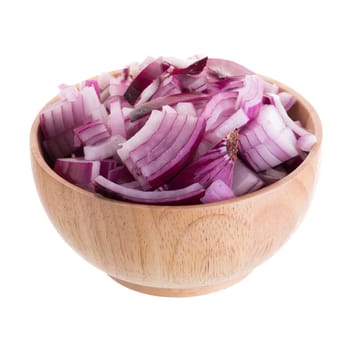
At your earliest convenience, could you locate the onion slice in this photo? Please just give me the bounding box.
[54,158,101,190]
[206,58,254,78]
[201,179,234,203]
[233,159,264,196]
[94,176,205,204]
[84,135,125,161]
[74,120,110,146]
[164,55,208,75]
[268,93,317,152]
[239,104,299,171]
[123,57,170,105]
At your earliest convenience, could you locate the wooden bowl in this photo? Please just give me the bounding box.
[30,75,322,297]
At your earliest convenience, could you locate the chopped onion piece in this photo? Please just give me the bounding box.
[297,133,317,152]
[165,55,208,75]
[206,58,253,78]
[107,165,134,184]
[269,93,316,139]
[235,75,264,119]
[278,92,296,111]
[84,135,125,161]
[74,120,110,146]
[233,159,264,196]
[201,179,234,203]
[239,104,299,171]
[123,57,170,105]
[54,158,101,189]
[82,79,100,101]
[135,78,161,107]
[109,98,127,138]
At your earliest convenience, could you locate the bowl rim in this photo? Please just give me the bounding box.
[30,74,322,211]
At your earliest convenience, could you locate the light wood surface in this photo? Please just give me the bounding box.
[30,76,322,297]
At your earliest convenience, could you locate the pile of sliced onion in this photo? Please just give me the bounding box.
[39,55,316,205]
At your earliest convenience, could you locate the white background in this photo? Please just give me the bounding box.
[1,1,349,349]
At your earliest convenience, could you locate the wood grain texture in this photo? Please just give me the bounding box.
[30,76,322,297]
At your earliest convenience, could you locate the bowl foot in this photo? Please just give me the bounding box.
[109,272,250,297]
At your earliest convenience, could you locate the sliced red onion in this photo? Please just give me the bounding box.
[122,181,143,189]
[141,115,205,189]
[98,72,114,90]
[40,85,92,159]
[82,79,100,101]
[269,93,316,140]
[164,55,208,75]
[201,179,234,204]
[239,104,299,171]
[297,133,317,152]
[59,84,80,102]
[151,75,182,99]
[40,103,62,139]
[137,56,156,71]
[123,57,170,105]
[278,92,296,111]
[117,109,165,163]
[42,130,75,160]
[208,77,245,94]
[134,78,161,107]
[176,72,208,92]
[206,58,254,78]
[107,165,134,184]
[94,176,205,204]
[109,98,127,138]
[174,101,197,117]
[233,159,264,196]
[74,120,110,146]
[41,55,317,205]
[204,108,249,147]
[84,134,125,161]
[129,107,179,167]
[200,91,238,122]
[54,158,101,189]
[97,73,114,104]
[99,159,117,178]
[81,86,108,122]
[170,134,237,189]
[235,74,264,119]
[263,80,279,94]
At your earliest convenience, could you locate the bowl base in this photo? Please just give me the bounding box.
[109,272,250,297]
